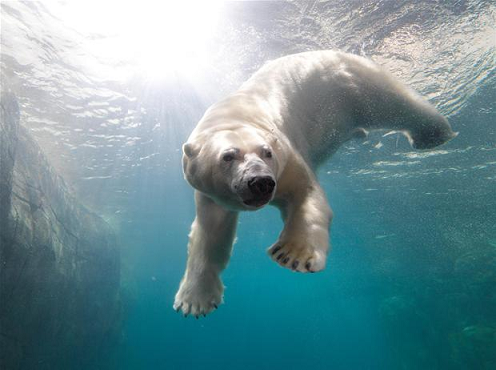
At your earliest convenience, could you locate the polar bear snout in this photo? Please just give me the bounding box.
[248,176,275,197]
[239,174,276,208]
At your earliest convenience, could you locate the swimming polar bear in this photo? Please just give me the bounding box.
[173,50,456,318]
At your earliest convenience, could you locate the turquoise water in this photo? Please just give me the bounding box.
[1,1,495,369]
[115,93,496,369]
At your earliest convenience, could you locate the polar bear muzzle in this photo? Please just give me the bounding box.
[233,155,277,209]
[243,176,276,207]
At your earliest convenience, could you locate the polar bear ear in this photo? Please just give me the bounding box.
[183,142,201,158]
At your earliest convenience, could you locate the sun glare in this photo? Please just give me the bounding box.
[50,1,224,81]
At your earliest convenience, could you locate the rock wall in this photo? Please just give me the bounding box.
[0,93,121,370]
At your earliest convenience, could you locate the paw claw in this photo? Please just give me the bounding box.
[174,275,223,318]
[268,238,327,273]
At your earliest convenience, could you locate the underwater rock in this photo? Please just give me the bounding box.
[0,93,121,370]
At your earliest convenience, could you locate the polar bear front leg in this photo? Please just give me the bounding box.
[269,181,333,273]
[174,191,238,318]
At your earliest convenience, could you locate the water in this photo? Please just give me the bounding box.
[1,1,495,369]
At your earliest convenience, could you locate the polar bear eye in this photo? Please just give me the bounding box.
[222,148,239,162]
[265,150,272,158]
[222,153,235,162]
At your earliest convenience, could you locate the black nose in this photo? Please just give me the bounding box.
[248,176,275,196]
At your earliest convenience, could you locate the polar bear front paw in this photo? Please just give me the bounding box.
[173,273,224,318]
[267,238,328,273]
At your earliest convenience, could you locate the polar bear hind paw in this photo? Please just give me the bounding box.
[268,242,327,273]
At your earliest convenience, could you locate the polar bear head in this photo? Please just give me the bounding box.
[182,126,285,211]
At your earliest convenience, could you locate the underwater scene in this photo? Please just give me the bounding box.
[1,1,495,369]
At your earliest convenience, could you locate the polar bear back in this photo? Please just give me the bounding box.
[236,50,453,165]
[193,51,455,167]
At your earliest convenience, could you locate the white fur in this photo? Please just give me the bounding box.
[174,50,456,317]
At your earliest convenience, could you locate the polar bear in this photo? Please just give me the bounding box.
[173,50,456,317]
